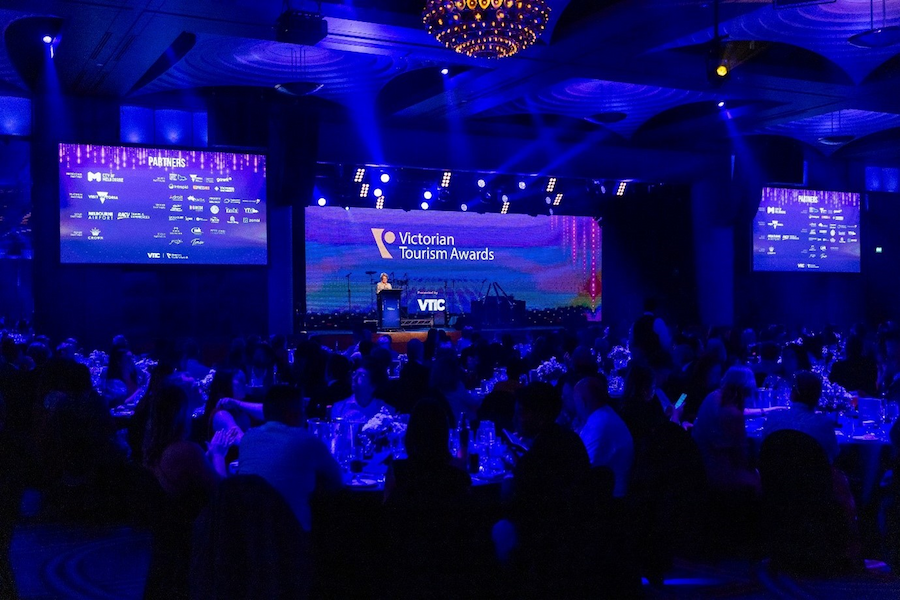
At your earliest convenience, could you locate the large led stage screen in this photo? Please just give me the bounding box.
[59,144,267,264]
[753,187,860,273]
[305,207,602,317]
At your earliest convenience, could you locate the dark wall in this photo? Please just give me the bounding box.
[600,187,697,332]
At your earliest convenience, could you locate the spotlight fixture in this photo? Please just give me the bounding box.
[440,67,449,75]
[715,64,728,78]
[501,201,510,214]
[42,35,53,44]
[421,201,430,210]
[477,178,486,188]
[317,197,327,206]
[353,168,366,183]
[373,188,383,198]
[274,8,328,45]
[423,190,433,200]
[518,181,527,190]
[501,194,509,203]
[616,181,627,196]
[545,196,552,205]
[423,0,551,59]
[376,197,385,210]
[546,177,557,193]
[460,203,468,212]
[553,193,563,206]
[360,183,370,198]
[380,173,391,183]
[717,100,726,108]
[441,171,452,188]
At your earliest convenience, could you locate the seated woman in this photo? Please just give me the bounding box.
[691,366,759,493]
[385,397,471,503]
[382,399,483,598]
[430,354,480,423]
[142,379,237,600]
[100,347,143,406]
[201,368,262,442]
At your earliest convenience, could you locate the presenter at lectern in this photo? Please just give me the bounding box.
[376,272,392,293]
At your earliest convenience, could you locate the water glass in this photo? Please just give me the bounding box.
[307,418,328,443]
[476,421,496,446]
[331,417,355,457]
[884,400,900,424]
[858,397,884,423]
[449,429,460,457]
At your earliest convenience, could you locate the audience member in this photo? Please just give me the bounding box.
[692,366,759,493]
[142,380,236,599]
[429,355,479,422]
[575,375,634,497]
[763,371,838,463]
[332,360,390,421]
[238,385,343,531]
[202,368,252,441]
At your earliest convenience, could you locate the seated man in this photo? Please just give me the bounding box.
[763,370,838,463]
[238,385,343,531]
[575,375,634,498]
[331,360,390,421]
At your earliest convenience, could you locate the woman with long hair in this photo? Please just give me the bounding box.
[142,379,236,600]
[691,366,759,493]
[201,368,250,441]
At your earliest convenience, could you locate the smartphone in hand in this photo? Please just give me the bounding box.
[501,428,529,455]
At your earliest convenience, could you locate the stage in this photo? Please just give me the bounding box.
[298,324,572,354]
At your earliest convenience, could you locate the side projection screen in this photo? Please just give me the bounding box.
[753,187,860,273]
[59,144,267,264]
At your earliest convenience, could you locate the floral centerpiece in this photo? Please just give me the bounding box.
[535,356,567,384]
[199,368,216,402]
[360,407,408,453]
[605,345,632,396]
[819,377,852,414]
[607,345,632,373]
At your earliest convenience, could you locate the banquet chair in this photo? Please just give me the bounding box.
[190,475,311,600]
[759,429,861,576]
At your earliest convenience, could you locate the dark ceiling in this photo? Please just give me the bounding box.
[3,0,900,163]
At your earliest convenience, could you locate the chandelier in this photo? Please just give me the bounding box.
[423,0,551,59]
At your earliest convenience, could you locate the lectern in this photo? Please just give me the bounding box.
[378,289,402,330]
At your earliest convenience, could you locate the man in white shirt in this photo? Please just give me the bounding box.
[575,376,634,497]
[239,385,343,531]
[332,363,390,421]
[762,371,838,463]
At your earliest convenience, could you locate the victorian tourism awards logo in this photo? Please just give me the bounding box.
[371,227,494,261]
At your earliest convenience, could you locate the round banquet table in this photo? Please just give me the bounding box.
[745,411,895,507]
